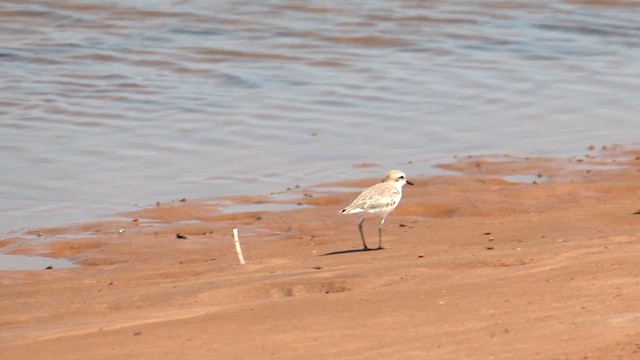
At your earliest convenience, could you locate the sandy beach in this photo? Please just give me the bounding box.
[1,146,640,359]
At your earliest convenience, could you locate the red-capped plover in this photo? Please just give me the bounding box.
[339,170,413,250]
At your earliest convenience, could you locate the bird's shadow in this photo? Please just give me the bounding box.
[321,248,387,256]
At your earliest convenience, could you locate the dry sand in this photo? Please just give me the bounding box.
[1,145,640,359]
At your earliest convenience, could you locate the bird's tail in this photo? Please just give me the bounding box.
[339,206,363,215]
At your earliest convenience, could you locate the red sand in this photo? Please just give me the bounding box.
[1,146,640,359]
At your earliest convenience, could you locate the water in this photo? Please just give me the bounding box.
[1,0,640,236]
[0,253,78,270]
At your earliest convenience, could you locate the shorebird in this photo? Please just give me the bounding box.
[339,170,413,250]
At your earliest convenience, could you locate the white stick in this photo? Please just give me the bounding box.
[233,227,245,265]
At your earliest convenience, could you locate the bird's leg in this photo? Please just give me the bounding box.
[377,218,385,250]
[358,218,370,251]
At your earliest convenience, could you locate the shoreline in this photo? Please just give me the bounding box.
[1,146,640,359]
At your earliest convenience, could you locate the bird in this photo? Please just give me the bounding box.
[339,170,413,250]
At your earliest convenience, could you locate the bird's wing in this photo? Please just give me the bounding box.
[340,183,400,213]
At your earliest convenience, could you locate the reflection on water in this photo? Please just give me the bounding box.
[1,0,639,234]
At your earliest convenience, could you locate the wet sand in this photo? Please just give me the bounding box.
[1,146,640,359]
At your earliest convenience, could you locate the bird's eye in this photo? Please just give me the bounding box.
[399,175,405,179]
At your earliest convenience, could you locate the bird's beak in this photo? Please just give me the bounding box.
[406,180,414,186]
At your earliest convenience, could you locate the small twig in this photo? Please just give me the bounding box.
[233,228,245,265]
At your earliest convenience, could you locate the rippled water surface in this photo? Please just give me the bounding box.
[2,0,640,235]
